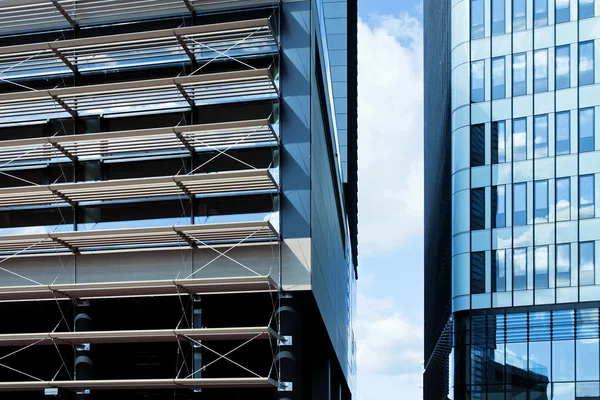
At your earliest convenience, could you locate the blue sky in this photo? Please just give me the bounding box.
[356,0,424,399]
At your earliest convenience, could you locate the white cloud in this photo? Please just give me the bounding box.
[358,13,424,255]
[356,13,424,400]
[356,292,423,375]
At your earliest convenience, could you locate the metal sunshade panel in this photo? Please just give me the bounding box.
[0,0,280,35]
[0,19,277,80]
[0,169,277,207]
[0,377,278,391]
[0,326,278,346]
[0,119,277,165]
[0,220,279,254]
[0,69,277,125]
[0,275,278,301]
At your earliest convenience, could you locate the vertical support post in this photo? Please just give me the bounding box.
[277,292,301,399]
[74,300,93,400]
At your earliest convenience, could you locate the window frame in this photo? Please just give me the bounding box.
[555,45,571,90]
[471,0,485,39]
[579,40,595,86]
[556,110,571,155]
[513,117,527,161]
[534,180,549,223]
[579,241,595,286]
[513,247,528,291]
[512,53,527,96]
[534,49,548,93]
[471,60,485,103]
[534,114,548,158]
[579,107,595,153]
[556,243,571,287]
[556,177,571,221]
[513,182,528,226]
[492,56,506,100]
[579,174,595,220]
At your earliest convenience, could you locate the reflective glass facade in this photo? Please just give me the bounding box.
[426,0,600,398]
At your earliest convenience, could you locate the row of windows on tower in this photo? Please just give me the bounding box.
[471,242,595,293]
[471,41,594,102]
[470,109,594,166]
[471,175,594,229]
[472,0,595,39]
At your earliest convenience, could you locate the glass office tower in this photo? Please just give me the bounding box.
[425,0,600,399]
[0,1,357,399]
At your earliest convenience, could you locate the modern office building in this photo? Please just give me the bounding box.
[425,0,600,399]
[0,1,357,399]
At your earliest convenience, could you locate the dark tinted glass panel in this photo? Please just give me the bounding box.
[471,252,486,294]
[492,249,506,291]
[471,124,485,167]
[491,121,506,163]
[492,185,506,228]
[471,188,485,230]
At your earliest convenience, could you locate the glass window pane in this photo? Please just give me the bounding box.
[513,53,527,96]
[534,49,548,93]
[556,45,571,90]
[472,60,485,102]
[580,41,595,86]
[579,107,595,153]
[577,339,600,381]
[472,0,485,39]
[493,249,506,292]
[471,188,485,230]
[553,340,575,381]
[580,174,595,219]
[492,0,506,34]
[471,252,486,294]
[580,0,595,19]
[580,241,595,286]
[556,177,571,221]
[493,185,506,228]
[535,180,549,223]
[513,0,527,31]
[556,0,571,23]
[492,121,506,163]
[492,57,505,99]
[534,114,548,158]
[556,111,571,154]
[535,246,549,288]
[556,243,571,287]
[553,383,575,400]
[513,118,527,161]
[513,182,527,225]
[513,247,527,290]
[471,124,485,167]
[534,0,549,26]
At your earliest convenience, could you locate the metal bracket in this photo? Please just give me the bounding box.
[76,343,90,351]
[278,335,292,346]
[278,382,293,392]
